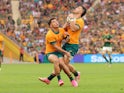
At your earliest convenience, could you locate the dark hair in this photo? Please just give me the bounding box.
[81,6,87,17]
[48,18,56,26]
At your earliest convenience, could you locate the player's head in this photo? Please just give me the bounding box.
[105,28,109,34]
[72,6,87,17]
[48,17,59,28]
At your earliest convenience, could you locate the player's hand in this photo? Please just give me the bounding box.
[68,13,74,19]
[110,39,114,43]
[63,22,70,30]
[64,32,69,36]
[65,51,71,58]
[67,13,76,23]
[64,32,70,41]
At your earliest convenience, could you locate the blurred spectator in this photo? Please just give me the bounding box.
[19,46,24,62]
[2,0,124,60]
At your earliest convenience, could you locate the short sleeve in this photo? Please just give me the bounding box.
[46,34,56,44]
[0,36,4,41]
[76,19,84,30]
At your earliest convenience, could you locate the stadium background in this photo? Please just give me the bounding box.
[0,0,124,63]
[0,0,124,93]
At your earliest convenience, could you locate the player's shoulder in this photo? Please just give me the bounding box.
[76,18,84,22]
[59,28,66,33]
[76,18,84,26]
[46,29,53,37]
[59,27,65,31]
[59,27,65,32]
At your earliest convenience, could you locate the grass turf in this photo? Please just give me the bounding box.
[0,63,124,93]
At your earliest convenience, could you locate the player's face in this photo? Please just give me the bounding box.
[72,6,83,14]
[105,29,109,34]
[50,19,59,28]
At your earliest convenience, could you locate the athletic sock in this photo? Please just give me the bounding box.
[73,71,78,77]
[57,75,61,81]
[109,58,112,64]
[47,73,56,80]
[103,55,109,63]
[108,55,112,64]
[68,75,74,81]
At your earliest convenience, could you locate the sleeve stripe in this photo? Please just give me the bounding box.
[50,41,56,45]
[75,24,80,30]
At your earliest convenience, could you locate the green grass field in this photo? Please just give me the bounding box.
[0,63,124,93]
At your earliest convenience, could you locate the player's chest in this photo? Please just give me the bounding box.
[54,33,63,41]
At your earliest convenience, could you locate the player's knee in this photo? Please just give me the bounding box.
[101,51,105,55]
[54,60,59,66]
[108,51,111,55]
[64,58,70,64]
[54,66,60,75]
[59,61,64,66]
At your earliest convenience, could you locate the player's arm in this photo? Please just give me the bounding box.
[110,35,114,43]
[67,14,80,31]
[104,39,110,42]
[64,35,70,42]
[63,31,70,42]
[50,42,70,57]
[63,22,69,31]
[103,36,110,42]
[69,21,80,31]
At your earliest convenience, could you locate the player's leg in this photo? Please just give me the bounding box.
[108,47,112,64]
[19,53,21,61]
[50,53,64,86]
[102,47,109,63]
[55,52,78,87]
[22,54,24,61]
[39,52,64,86]
[64,55,80,82]
[59,57,78,87]
[39,54,60,85]
[107,51,112,68]
[21,54,24,61]
[62,44,80,82]
[108,53,112,64]
[46,52,78,87]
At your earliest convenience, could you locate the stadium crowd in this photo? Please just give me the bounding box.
[0,0,124,59]
[80,0,124,54]
[0,0,13,31]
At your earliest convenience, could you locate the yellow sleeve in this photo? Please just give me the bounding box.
[0,36,4,41]
[76,19,84,30]
[46,34,56,44]
[59,28,67,39]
